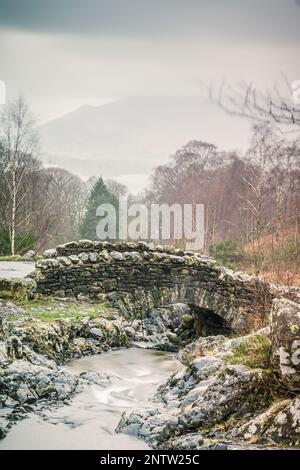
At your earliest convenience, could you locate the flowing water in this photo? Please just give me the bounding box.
[0,347,179,450]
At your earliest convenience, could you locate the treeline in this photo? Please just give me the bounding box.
[144,125,300,283]
[0,96,124,256]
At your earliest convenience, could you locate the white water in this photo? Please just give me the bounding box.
[0,347,179,450]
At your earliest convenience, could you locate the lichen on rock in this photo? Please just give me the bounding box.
[271,298,300,392]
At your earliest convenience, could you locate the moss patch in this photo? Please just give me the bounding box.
[224,335,292,403]
[225,335,272,371]
[0,255,25,262]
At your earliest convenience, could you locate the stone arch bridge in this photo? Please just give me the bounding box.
[31,240,283,334]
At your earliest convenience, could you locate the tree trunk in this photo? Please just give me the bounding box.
[11,170,16,256]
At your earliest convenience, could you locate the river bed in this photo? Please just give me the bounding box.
[0,347,179,450]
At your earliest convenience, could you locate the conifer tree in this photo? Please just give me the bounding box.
[80,177,118,240]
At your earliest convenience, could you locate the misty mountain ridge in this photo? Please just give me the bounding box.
[39,96,251,183]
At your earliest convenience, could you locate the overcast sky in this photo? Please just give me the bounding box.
[0,0,300,122]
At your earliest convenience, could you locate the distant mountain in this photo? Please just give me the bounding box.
[39,96,251,181]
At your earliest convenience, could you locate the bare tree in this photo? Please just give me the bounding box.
[105,178,128,197]
[267,139,300,283]
[0,96,40,255]
[146,140,232,250]
[238,124,281,274]
[141,127,300,281]
[33,167,87,250]
[210,79,300,127]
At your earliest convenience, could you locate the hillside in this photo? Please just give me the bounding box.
[39,96,251,181]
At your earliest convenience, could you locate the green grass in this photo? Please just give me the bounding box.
[224,335,292,405]
[0,255,25,262]
[29,310,101,322]
[5,298,113,323]
[225,334,273,371]
[17,298,58,308]
[5,309,103,323]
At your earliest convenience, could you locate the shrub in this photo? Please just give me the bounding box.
[209,239,244,269]
[0,228,10,256]
[15,232,36,255]
[0,228,36,256]
[282,240,300,263]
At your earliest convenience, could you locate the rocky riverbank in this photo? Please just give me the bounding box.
[117,329,299,449]
[1,294,300,449]
[0,298,188,439]
[117,298,300,449]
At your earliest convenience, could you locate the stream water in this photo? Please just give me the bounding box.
[0,347,179,450]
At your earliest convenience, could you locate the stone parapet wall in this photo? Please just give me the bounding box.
[46,239,210,258]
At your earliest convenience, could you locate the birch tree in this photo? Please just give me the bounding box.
[238,124,279,274]
[0,96,39,255]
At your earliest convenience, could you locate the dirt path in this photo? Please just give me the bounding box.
[0,261,35,278]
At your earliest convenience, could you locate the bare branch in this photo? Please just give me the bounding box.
[210,80,300,128]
